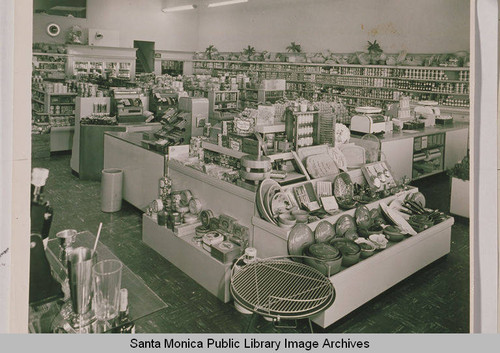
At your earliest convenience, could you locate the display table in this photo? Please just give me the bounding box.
[104,131,167,211]
[351,122,469,181]
[168,159,257,240]
[312,218,453,328]
[142,214,232,302]
[29,231,167,333]
[251,187,454,328]
[75,123,161,181]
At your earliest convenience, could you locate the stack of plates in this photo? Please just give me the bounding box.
[256,179,281,225]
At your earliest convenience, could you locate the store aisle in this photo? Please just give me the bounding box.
[32,154,469,333]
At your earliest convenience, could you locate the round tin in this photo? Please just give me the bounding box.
[195,226,211,237]
[180,190,193,205]
[172,212,181,225]
[200,210,214,228]
[151,199,164,213]
[183,213,199,224]
[188,198,202,215]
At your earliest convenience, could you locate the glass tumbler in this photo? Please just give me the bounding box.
[92,259,123,322]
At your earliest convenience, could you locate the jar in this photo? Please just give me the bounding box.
[203,123,212,137]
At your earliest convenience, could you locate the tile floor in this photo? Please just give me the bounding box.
[33,153,469,333]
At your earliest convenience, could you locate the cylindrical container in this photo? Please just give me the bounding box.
[172,212,181,225]
[92,259,123,322]
[56,229,77,266]
[68,247,95,316]
[157,211,168,226]
[101,169,123,213]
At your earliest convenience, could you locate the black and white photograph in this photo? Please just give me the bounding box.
[0,0,498,344]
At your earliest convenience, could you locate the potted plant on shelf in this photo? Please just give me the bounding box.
[242,45,256,61]
[204,45,219,60]
[448,152,469,218]
[367,40,386,64]
[285,42,303,62]
[67,25,84,45]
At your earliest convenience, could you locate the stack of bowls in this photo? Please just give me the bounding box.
[303,243,343,276]
[291,209,309,223]
[330,238,361,267]
[278,213,297,229]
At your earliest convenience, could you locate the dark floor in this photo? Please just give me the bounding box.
[33,153,469,333]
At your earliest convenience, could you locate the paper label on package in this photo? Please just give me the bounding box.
[257,105,275,126]
[321,196,339,212]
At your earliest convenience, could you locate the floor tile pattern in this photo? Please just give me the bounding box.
[32,154,469,333]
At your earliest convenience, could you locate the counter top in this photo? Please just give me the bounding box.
[105,130,165,156]
[351,122,469,143]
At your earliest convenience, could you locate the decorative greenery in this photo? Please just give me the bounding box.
[204,45,218,60]
[367,40,383,55]
[243,45,256,57]
[67,25,83,44]
[286,42,302,53]
[448,151,469,181]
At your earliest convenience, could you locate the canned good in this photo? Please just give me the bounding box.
[172,212,181,225]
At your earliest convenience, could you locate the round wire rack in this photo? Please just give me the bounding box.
[230,256,336,320]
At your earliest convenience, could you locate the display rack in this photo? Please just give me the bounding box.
[193,59,470,118]
[206,90,239,119]
[31,89,77,152]
[412,133,445,180]
[66,45,137,81]
[32,52,67,80]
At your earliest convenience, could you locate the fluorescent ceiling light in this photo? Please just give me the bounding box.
[162,5,197,12]
[208,0,248,8]
[49,6,86,12]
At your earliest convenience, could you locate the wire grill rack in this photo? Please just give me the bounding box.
[231,257,335,320]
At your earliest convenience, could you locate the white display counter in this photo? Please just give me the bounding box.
[104,131,167,211]
[142,214,232,302]
[251,186,454,328]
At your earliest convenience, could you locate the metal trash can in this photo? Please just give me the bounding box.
[101,168,123,213]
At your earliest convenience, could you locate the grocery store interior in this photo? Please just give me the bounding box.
[29,0,470,333]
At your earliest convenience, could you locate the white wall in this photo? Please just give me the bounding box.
[33,0,199,51]
[197,0,470,54]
